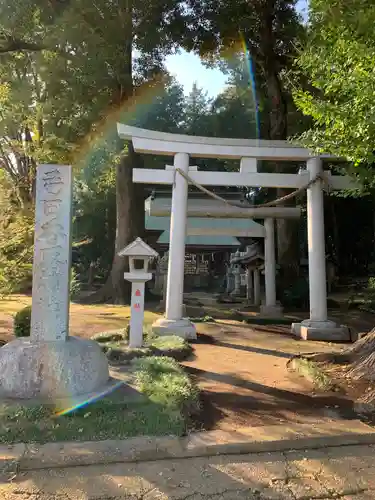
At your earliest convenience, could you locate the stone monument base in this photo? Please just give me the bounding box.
[152,317,197,341]
[0,337,109,399]
[260,304,284,318]
[291,319,350,342]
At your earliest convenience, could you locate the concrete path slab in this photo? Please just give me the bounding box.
[1,420,374,472]
[2,443,375,499]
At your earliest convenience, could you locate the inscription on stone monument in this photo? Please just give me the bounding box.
[31,165,73,342]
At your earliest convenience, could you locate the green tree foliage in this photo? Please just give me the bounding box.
[0,0,192,303]
[184,0,303,139]
[293,0,375,173]
[72,79,186,283]
[184,82,211,135]
[0,172,33,295]
[182,1,306,285]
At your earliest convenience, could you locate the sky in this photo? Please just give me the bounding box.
[165,0,309,98]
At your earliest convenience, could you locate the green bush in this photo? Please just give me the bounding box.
[70,268,81,299]
[368,277,375,290]
[14,306,32,337]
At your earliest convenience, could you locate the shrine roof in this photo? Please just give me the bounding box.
[156,231,241,247]
[145,214,265,238]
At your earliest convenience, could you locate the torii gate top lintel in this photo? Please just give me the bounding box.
[117,123,333,161]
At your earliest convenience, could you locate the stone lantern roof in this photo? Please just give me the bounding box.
[118,237,158,258]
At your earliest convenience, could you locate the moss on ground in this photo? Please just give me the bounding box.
[0,357,199,444]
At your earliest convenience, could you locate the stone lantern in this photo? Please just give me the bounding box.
[118,237,158,347]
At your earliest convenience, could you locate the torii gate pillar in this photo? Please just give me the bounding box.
[260,218,283,317]
[152,153,197,340]
[291,158,350,340]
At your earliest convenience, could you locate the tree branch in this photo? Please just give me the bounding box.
[0,39,46,54]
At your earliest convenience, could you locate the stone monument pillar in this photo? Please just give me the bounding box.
[0,165,109,399]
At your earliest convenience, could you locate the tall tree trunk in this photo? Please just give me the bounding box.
[263,54,300,285]
[80,0,145,304]
[109,144,145,304]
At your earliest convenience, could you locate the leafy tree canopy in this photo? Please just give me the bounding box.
[293,0,375,176]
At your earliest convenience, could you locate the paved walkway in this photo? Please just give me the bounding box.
[2,444,375,499]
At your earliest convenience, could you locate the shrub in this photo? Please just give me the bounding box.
[70,268,81,299]
[14,306,32,337]
[368,277,375,291]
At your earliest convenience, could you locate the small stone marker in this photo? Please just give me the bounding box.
[31,164,72,342]
[119,238,158,348]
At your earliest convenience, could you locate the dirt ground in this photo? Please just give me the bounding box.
[0,295,160,342]
[185,321,358,431]
[1,294,374,432]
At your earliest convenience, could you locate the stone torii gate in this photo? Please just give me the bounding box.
[118,124,357,341]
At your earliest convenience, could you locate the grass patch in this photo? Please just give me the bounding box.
[290,357,336,391]
[101,335,193,363]
[132,356,200,416]
[0,357,199,444]
[91,328,128,343]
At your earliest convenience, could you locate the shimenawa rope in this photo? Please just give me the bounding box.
[175,168,327,209]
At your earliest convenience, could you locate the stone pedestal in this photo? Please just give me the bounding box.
[152,317,196,340]
[0,337,109,399]
[260,303,284,318]
[291,319,350,341]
